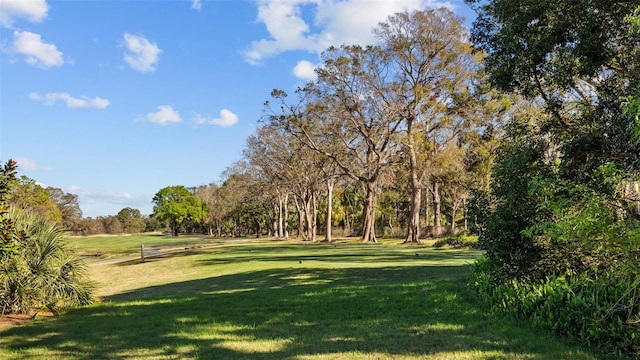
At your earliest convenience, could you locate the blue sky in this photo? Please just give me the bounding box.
[1,0,475,218]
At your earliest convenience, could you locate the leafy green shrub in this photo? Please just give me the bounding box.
[470,259,640,358]
[433,234,479,249]
[477,131,552,282]
[466,188,493,238]
[0,160,25,261]
[0,207,94,316]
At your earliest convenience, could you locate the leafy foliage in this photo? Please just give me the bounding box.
[476,110,554,282]
[116,207,145,233]
[9,176,62,223]
[470,258,640,357]
[467,2,640,356]
[0,160,26,261]
[45,187,83,231]
[0,207,94,315]
[152,186,207,236]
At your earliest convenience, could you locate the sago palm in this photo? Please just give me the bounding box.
[0,207,94,316]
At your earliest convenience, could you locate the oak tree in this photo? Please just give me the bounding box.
[152,186,207,236]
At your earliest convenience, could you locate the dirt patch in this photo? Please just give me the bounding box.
[0,312,54,330]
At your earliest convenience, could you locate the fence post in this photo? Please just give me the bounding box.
[141,244,145,263]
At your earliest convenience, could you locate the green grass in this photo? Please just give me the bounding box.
[67,233,239,260]
[0,235,603,359]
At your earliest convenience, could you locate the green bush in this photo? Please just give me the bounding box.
[0,208,94,315]
[477,134,551,282]
[470,259,640,358]
[433,234,479,249]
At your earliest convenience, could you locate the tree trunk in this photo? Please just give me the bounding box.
[272,203,279,237]
[303,191,318,242]
[463,197,468,232]
[256,220,262,238]
[170,220,179,236]
[325,179,334,242]
[432,181,442,237]
[277,195,284,239]
[283,193,289,239]
[405,173,422,243]
[344,196,351,236]
[405,121,422,243]
[311,191,317,242]
[294,195,306,240]
[361,181,377,243]
[450,199,458,234]
[624,180,640,217]
[424,185,429,228]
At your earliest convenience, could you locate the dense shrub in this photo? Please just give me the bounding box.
[433,234,479,249]
[471,259,640,358]
[472,125,640,357]
[0,208,94,316]
[476,119,554,282]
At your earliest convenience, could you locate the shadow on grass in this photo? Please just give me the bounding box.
[198,243,482,266]
[113,243,481,267]
[0,264,599,359]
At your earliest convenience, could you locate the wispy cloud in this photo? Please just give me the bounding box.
[30,92,109,109]
[14,157,51,172]
[293,60,317,81]
[12,30,63,68]
[123,33,162,72]
[244,0,454,65]
[63,185,152,215]
[0,0,48,28]
[146,105,181,124]
[193,109,239,128]
[65,186,135,204]
[191,0,202,11]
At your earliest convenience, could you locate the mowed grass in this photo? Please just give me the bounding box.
[0,235,603,359]
[67,233,223,260]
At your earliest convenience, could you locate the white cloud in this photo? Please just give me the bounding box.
[63,185,152,216]
[61,185,155,217]
[12,30,63,68]
[123,33,162,72]
[65,186,134,203]
[293,60,317,81]
[0,0,48,28]
[193,109,239,128]
[244,0,455,64]
[147,105,181,124]
[13,157,51,171]
[30,92,110,109]
[191,0,202,11]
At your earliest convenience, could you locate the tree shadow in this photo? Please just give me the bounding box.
[194,243,482,266]
[1,264,600,359]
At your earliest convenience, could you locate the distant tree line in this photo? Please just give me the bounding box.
[5,174,161,236]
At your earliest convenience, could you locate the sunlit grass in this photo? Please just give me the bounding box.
[0,235,604,359]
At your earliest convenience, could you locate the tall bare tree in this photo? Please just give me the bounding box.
[46,187,82,231]
[267,45,404,243]
[244,125,293,239]
[374,8,480,242]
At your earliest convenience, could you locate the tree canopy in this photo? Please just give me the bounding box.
[152,185,207,236]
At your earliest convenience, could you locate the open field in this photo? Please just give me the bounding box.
[67,233,222,260]
[0,235,604,359]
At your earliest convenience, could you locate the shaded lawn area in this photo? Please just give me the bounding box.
[0,241,602,359]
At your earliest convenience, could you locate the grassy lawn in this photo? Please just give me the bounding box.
[0,235,603,359]
[67,233,226,260]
